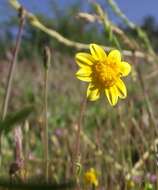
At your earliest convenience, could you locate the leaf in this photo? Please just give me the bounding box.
[0,106,34,134]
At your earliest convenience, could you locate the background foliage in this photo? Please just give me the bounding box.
[0,1,158,189]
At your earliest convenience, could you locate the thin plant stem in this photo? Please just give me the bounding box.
[44,67,49,182]
[1,7,25,119]
[92,184,96,190]
[75,97,87,165]
[0,7,25,164]
[134,53,157,134]
[73,96,87,190]
[43,47,51,182]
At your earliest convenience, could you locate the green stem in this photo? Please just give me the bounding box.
[75,97,87,165]
[44,67,49,182]
[92,184,96,190]
[43,47,51,182]
[0,7,25,166]
[1,7,25,119]
[73,96,87,190]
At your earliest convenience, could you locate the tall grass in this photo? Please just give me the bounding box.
[0,0,157,189]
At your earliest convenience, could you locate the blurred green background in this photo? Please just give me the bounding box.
[0,1,158,190]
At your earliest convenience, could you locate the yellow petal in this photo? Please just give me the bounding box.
[90,44,107,60]
[76,67,92,76]
[105,86,118,106]
[94,179,99,187]
[108,50,121,64]
[115,79,127,99]
[87,83,100,101]
[75,53,94,68]
[118,61,131,76]
[76,75,92,82]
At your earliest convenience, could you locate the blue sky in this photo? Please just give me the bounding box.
[112,0,158,24]
[1,0,158,25]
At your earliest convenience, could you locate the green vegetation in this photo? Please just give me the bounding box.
[0,0,158,189]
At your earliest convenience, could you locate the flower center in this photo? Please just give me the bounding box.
[92,61,120,88]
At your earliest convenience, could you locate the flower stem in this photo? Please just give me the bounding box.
[74,95,87,176]
[92,184,96,190]
[1,7,25,119]
[44,67,49,182]
[43,47,51,182]
[0,6,25,165]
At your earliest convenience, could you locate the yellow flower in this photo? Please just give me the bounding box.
[84,168,98,187]
[75,44,131,106]
[127,180,135,189]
